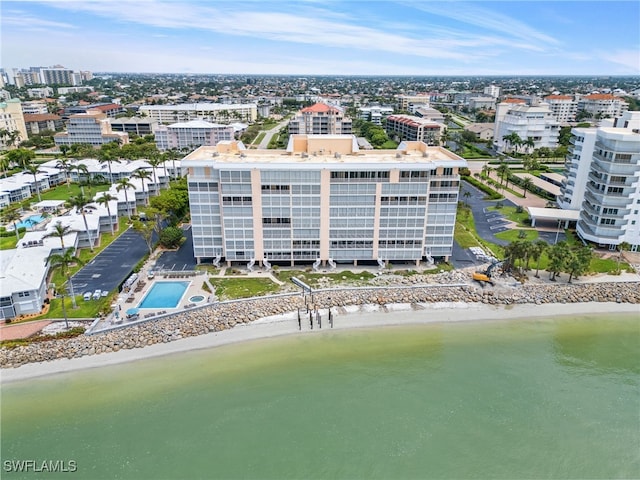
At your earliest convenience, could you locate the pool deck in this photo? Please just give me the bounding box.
[93,267,214,332]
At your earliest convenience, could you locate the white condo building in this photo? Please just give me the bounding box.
[543,95,577,123]
[577,94,628,119]
[559,111,640,251]
[155,121,234,151]
[493,101,560,153]
[138,103,257,124]
[54,110,129,147]
[183,135,466,266]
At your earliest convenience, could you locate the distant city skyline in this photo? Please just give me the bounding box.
[2,1,639,76]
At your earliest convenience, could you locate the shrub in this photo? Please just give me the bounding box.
[159,226,184,249]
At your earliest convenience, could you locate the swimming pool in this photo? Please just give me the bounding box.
[138,281,190,309]
[15,214,46,230]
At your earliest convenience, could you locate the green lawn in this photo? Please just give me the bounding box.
[209,277,280,300]
[494,229,539,242]
[454,208,481,248]
[0,231,24,250]
[254,132,266,145]
[39,295,108,319]
[16,183,111,210]
[488,205,530,226]
[273,269,375,288]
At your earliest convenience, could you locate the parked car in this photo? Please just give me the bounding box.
[92,289,102,300]
[83,292,92,301]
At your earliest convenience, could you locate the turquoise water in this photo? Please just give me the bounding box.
[137,281,189,308]
[1,314,639,479]
[15,214,45,230]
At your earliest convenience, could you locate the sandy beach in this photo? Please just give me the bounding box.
[2,301,637,383]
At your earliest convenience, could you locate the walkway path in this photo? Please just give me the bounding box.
[0,320,51,341]
[258,119,289,149]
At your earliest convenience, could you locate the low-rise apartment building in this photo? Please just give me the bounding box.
[155,121,234,151]
[577,94,628,119]
[54,110,130,148]
[385,115,444,145]
[493,102,560,153]
[138,103,257,124]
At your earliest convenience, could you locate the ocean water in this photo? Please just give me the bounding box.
[2,314,639,479]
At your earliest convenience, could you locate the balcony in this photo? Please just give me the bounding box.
[584,188,632,208]
[577,219,623,241]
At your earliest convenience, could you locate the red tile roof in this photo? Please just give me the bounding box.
[503,98,527,104]
[583,94,621,101]
[544,95,573,100]
[301,102,340,114]
[23,114,61,122]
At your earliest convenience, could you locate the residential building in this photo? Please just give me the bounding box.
[577,94,629,119]
[40,67,77,86]
[412,107,446,123]
[544,95,578,123]
[397,94,431,110]
[24,114,64,135]
[57,86,94,95]
[27,87,55,99]
[109,117,159,136]
[559,111,640,251]
[0,99,28,149]
[64,103,124,119]
[358,106,394,125]
[465,123,495,141]
[288,103,352,135]
[385,115,444,145]
[493,102,560,153]
[21,101,49,115]
[468,97,496,111]
[183,135,466,266]
[483,85,500,98]
[54,110,129,148]
[155,121,234,151]
[138,103,257,124]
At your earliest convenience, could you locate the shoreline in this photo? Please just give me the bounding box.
[2,301,638,383]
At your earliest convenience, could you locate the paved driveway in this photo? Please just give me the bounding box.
[153,226,197,271]
[71,228,149,296]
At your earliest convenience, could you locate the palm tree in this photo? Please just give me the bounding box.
[97,143,121,183]
[96,192,118,235]
[531,240,547,278]
[1,208,22,241]
[481,164,491,179]
[116,177,135,219]
[463,190,471,207]
[43,221,74,249]
[0,155,10,178]
[146,156,163,194]
[524,136,535,154]
[25,163,44,202]
[131,169,152,205]
[73,163,89,195]
[521,177,534,198]
[46,248,85,314]
[66,193,96,251]
[55,157,73,189]
[497,162,510,187]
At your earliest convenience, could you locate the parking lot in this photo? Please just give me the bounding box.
[153,226,197,271]
[71,228,150,297]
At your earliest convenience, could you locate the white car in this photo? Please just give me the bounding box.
[92,289,102,300]
[83,292,92,301]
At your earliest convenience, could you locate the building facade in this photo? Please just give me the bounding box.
[109,117,159,136]
[358,106,394,125]
[183,135,466,266]
[23,114,63,135]
[54,110,129,147]
[493,102,560,153]
[0,99,28,149]
[385,115,443,145]
[544,95,577,123]
[288,103,352,135]
[155,121,234,151]
[138,103,257,124]
[560,111,640,250]
[577,94,629,119]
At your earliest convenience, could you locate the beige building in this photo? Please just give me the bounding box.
[465,123,495,141]
[577,94,628,119]
[0,99,28,149]
[397,94,431,110]
[385,115,444,145]
[183,135,466,266]
[544,95,577,123]
[288,103,352,135]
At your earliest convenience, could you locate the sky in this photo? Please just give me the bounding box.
[2,0,639,76]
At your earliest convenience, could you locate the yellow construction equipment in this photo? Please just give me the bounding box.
[472,261,503,286]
